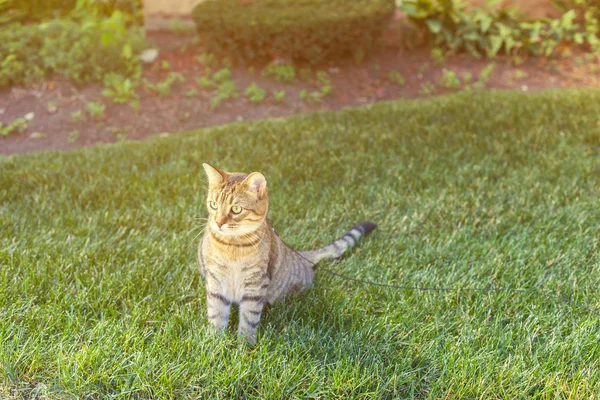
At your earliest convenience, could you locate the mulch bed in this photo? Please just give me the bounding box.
[1,23,599,156]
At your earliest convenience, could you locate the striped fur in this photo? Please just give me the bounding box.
[198,163,377,344]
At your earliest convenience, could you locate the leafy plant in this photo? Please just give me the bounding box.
[316,71,330,85]
[212,68,232,83]
[102,73,139,108]
[0,117,27,136]
[144,72,185,97]
[513,69,528,79]
[420,81,437,95]
[197,53,217,69]
[262,62,296,82]
[10,0,143,24]
[321,85,334,96]
[71,110,85,123]
[316,71,334,96]
[197,76,217,89]
[185,89,199,97]
[67,129,80,143]
[0,12,146,87]
[274,90,286,103]
[210,81,238,109]
[430,47,445,64]
[439,69,461,89]
[553,0,600,52]
[402,0,595,58]
[479,63,496,83]
[245,83,267,103]
[389,71,406,86]
[85,101,106,121]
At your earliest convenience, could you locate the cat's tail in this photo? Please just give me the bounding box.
[299,221,377,265]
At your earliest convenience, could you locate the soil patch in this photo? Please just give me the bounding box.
[1,24,599,156]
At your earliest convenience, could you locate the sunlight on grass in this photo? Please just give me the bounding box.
[1,90,599,398]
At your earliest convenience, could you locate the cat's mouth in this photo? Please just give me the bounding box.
[211,221,259,237]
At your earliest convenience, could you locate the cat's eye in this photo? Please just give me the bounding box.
[209,201,218,210]
[231,205,242,214]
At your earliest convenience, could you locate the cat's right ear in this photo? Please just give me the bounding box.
[202,163,227,186]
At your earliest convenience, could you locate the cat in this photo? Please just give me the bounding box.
[197,163,377,344]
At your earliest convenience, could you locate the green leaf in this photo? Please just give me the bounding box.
[488,35,503,57]
[561,9,577,28]
[480,15,493,33]
[101,31,112,47]
[121,44,132,59]
[426,19,442,34]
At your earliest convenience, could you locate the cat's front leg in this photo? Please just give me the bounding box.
[204,272,231,332]
[238,270,269,344]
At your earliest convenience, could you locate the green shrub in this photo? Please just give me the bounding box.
[2,0,143,25]
[143,72,185,97]
[273,90,286,102]
[262,62,296,82]
[102,73,140,107]
[402,0,597,57]
[439,69,461,89]
[554,0,600,51]
[245,83,267,103]
[0,117,27,136]
[85,101,106,121]
[0,12,146,87]
[191,0,395,64]
[210,81,239,110]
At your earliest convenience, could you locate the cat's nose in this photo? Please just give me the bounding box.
[216,222,224,228]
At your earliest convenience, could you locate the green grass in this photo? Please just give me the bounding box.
[1,90,599,398]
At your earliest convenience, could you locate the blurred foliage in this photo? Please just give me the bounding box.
[0,11,146,87]
[0,0,143,25]
[401,0,599,57]
[191,0,395,64]
[553,0,600,46]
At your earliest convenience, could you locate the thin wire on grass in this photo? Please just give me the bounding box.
[289,246,600,320]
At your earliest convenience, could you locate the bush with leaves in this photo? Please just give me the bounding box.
[192,0,395,64]
[401,0,598,57]
[554,0,600,50]
[2,0,143,25]
[0,11,146,87]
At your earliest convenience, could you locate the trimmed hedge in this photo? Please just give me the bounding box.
[191,0,396,64]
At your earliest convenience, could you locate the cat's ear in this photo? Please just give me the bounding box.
[202,163,227,186]
[244,172,268,199]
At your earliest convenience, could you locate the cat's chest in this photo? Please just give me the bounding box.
[209,253,264,302]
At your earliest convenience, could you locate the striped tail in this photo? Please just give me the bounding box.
[300,221,377,264]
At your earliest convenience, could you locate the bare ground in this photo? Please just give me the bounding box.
[1,22,600,156]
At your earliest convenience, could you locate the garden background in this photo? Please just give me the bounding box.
[1,0,599,398]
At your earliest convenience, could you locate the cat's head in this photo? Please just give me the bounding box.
[202,163,268,236]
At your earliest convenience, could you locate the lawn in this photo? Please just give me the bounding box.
[1,90,599,398]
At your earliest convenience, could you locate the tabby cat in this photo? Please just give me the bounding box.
[197,163,377,344]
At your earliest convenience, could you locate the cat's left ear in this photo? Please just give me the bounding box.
[244,172,268,199]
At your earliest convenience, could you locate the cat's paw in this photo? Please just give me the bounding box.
[240,331,257,345]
